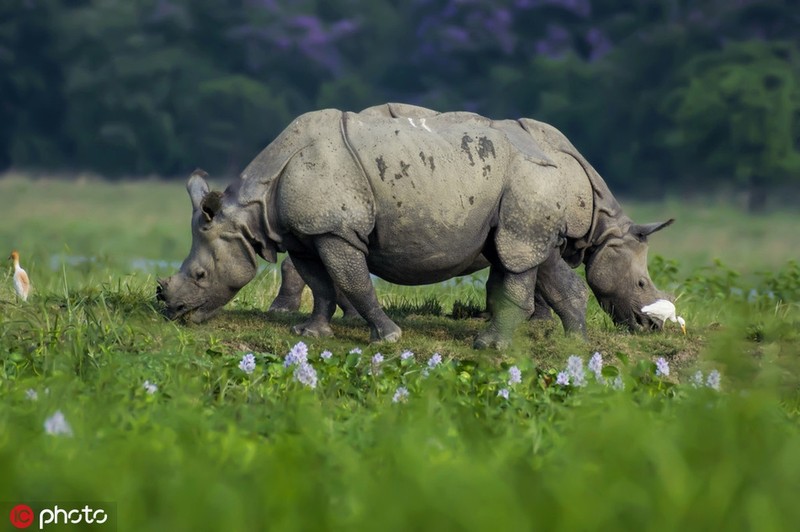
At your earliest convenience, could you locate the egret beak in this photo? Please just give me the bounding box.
[681,323,686,335]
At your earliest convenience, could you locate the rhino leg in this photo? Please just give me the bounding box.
[268,257,305,313]
[269,257,361,318]
[474,265,537,350]
[286,253,336,338]
[535,251,588,338]
[315,235,401,343]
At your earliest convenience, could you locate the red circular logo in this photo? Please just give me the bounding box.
[9,505,34,529]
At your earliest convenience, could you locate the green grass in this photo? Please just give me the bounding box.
[1,175,800,531]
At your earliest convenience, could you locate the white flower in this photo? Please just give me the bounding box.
[611,375,625,391]
[497,388,510,400]
[44,411,73,437]
[25,389,38,401]
[293,362,318,389]
[690,370,704,388]
[566,355,587,387]
[655,357,670,378]
[369,353,384,376]
[508,366,522,386]
[556,372,570,386]
[706,369,721,391]
[143,380,158,394]
[349,347,362,355]
[588,352,604,382]
[400,350,415,361]
[427,353,442,368]
[239,353,256,374]
[284,342,309,367]
[320,350,333,360]
[392,386,410,403]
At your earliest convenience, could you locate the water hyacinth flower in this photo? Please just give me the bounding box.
[392,386,409,403]
[349,347,362,355]
[25,389,38,401]
[369,353,385,375]
[588,352,603,381]
[691,370,704,388]
[284,341,309,367]
[706,369,721,391]
[428,353,442,368]
[508,366,522,386]
[400,350,415,361]
[556,372,570,386]
[293,362,318,389]
[655,357,670,378]
[497,388,510,400]
[612,375,625,391]
[239,353,256,374]
[44,411,73,437]
[566,355,587,387]
[143,380,158,394]
[320,350,333,360]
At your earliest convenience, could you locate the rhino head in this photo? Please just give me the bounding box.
[584,219,674,331]
[157,170,271,323]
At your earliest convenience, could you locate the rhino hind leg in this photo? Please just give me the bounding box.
[315,234,401,343]
[474,264,537,350]
[286,253,336,338]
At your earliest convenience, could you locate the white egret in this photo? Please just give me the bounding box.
[9,250,30,302]
[641,299,685,334]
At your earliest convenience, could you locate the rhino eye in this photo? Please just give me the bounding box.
[637,279,646,289]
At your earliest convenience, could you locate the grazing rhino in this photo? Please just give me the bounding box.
[157,103,673,348]
[269,254,588,333]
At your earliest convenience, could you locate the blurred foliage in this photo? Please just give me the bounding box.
[1,0,799,202]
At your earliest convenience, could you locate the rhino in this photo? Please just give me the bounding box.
[157,103,673,348]
[269,255,588,333]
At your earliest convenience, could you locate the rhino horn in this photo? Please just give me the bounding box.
[187,169,210,212]
[630,219,674,240]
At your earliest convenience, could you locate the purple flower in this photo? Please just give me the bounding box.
[428,353,443,368]
[239,353,256,374]
[588,352,603,378]
[612,375,625,391]
[508,366,522,386]
[497,388,510,399]
[25,389,38,401]
[44,411,73,437]
[320,350,333,361]
[349,347,362,355]
[566,355,586,387]
[400,350,415,361]
[691,370,704,388]
[143,380,158,394]
[556,371,570,386]
[284,342,308,367]
[293,362,318,389]
[392,386,410,403]
[370,353,385,376]
[655,357,670,378]
[706,370,721,391]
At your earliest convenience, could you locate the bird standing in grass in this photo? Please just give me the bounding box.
[642,299,685,334]
[9,250,30,302]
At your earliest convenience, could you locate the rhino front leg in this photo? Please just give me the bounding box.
[474,265,537,350]
[269,257,304,313]
[536,251,588,338]
[315,235,401,343]
[286,253,336,338]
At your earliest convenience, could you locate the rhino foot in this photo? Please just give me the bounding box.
[369,323,402,344]
[473,330,512,350]
[269,297,300,313]
[291,321,334,338]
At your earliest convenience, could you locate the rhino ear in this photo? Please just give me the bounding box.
[187,169,210,212]
[630,219,675,240]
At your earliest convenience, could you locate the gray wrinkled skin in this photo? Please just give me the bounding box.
[158,103,672,348]
[269,254,589,336]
